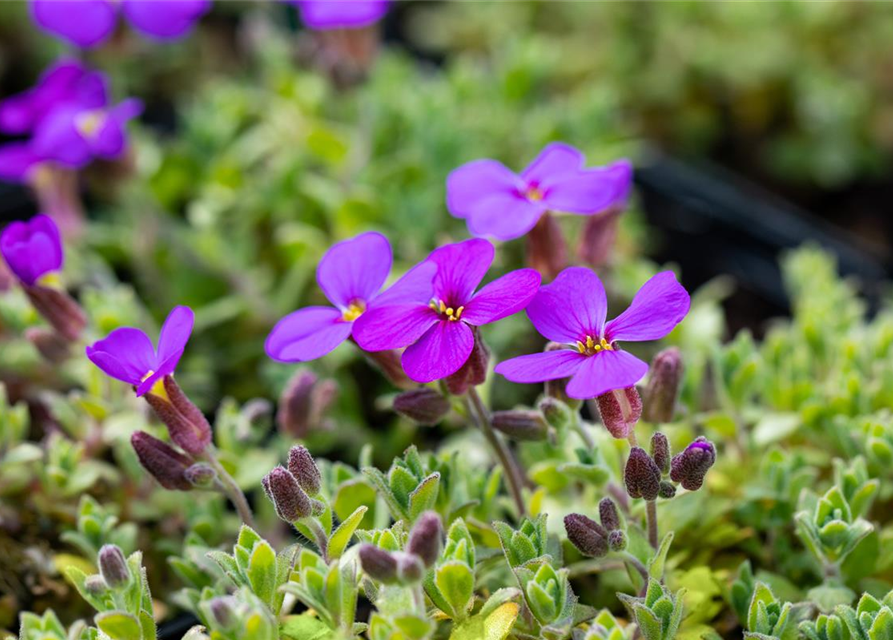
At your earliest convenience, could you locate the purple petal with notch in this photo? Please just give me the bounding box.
[401,320,474,383]
[565,349,648,399]
[526,266,608,343]
[605,271,690,343]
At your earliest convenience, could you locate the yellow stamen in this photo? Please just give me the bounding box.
[526,186,544,202]
[75,110,107,140]
[36,271,62,288]
[430,299,464,321]
[576,334,615,356]
[341,300,366,322]
[141,371,169,401]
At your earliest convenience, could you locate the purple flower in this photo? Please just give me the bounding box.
[266,232,435,363]
[0,215,63,286]
[30,0,211,49]
[446,143,632,241]
[495,267,690,399]
[353,238,542,383]
[0,143,43,183]
[293,0,390,30]
[86,306,195,397]
[0,59,108,135]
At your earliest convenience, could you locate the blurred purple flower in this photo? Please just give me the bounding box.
[266,232,436,363]
[353,238,541,383]
[86,306,195,396]
[0,59,108,135]
[495,267,690,399]
[446,143,632,241]
[0,214,63,286]
[294,0,390,30]
[30,0,211,49]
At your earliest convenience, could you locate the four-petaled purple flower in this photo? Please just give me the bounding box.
[293,0,390,30]
[446,143,632,241]
[495,267,690,399]
[86,306,195,397]
[266,232,435,363]
[353,238,541,383]
[0,215,63,287]
[30,0,211,49]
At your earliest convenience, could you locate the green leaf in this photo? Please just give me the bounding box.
[648,532,675,581]
[408,473,440,522]
[95,612,143,640]
[247,540,279,607]
[435,561,475,621]
[327,506,368,560]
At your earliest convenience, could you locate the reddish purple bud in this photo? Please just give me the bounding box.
[23,283,86,341]
[144,380,211,457]
[184,463,217,488]
[642,348,683,424]
[277,369,337,437]
[131,431,192,491]
[650,432,671,475]
[625,447,661,501]
[359,544,399,584]
[209,597,236,630]
[526,212,567,280]
[393,388,451,426]
[396,553,424,583]
[564,513,609,558]
[98,545,130,589]
[608,529,627,552]
[596,387,642,439]
[84,575,107,596]
[598,497,621,532]
[670,437,716,491]
[578,206,622,268]
[492,410,548,441]
[287,445,322,497]
[25,326,69,363]
[445,329,489,395]
[659,481,677,499]
[407,511,443,568]
[363,349,415,390]
[262,466,312,522]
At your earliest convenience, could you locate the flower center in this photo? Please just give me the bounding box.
[75,110,107,140]
[575,335,614,356]
[342,300,366,322]
[141,370,169,400]
[526,185,544,202]
[429,298,464,321]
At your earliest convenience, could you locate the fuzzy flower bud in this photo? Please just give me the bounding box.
[608,529,628,552]
[98,545,130,589]
[396,553,424,583]
[287,445,322,497]
[596,387,642,439]
[642,348,683,424]
[184,463,217,489]
[526,213,568,280]
[579,206,622,268]
[208,597,236,630]
[130,431,193,491]
[445,328,490,395]
[23,284,87,342]
[143,377,212,456]
[393,388,451,426]
[359,544,399,584]
[407,511,443,568]
[492,410,548,441]
[262,466,312,522]
[670,437,716,491]
[538,397,573,433]
[277,370,337,437]
[625,447,662,501]
[84,575,108,596]
[650,432,671,475]
[363,349,416,390]
[598,497,621,532]
[564,513,609,558]
[659,481,677,499]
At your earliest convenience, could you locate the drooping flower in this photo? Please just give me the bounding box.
[353,238,541,383]
[495,267,690,399]
[30,0,211,49]
[446,143,631,241]
[265,232,435,363]
[0,214,63,286]
[86,305,195,397]
[293,0,390,30]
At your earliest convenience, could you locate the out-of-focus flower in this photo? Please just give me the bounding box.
[266,232,436,363]
[86,306,195,397]
[495,267,690,399]
[446,143,630,241]
[292,0,390,30]
[353,238,541,383]
[0,214,62,286]
[30,0,211,49]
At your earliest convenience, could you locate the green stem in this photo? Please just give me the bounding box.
[467,387,527,517]
[571,413,596,450]
[646,500,658,549]
[620,551,650,582]
[204,449,256,529]
[303,518,330,563]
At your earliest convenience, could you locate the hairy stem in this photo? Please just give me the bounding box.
[620,551,650,583]
[204,449,256,529]
[467,387,527,517]
[303,518,330,563]
[646,500,658,549]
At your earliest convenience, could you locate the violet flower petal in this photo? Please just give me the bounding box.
[495,349,585,384]
[31,107,93,168]
[0,143,43,182]
[526,266,608,343]
[156,305,195,366]
[428,238,493,305]
[317,231,392,310]
[90,99,142,159]
[352,304,438,352]
[265,306,352,362]
[372,260,437,307]
[31,0,118,48]
[295,0,390,30]
[446,159,525,220]
[461,268,541,325]
[120,0,210,40]
[86,327,156,385]
[0,214,62,285]
[565,349,649,399]
[542,166,628,215]
[605,271,690,343]
[521,142,585,185]
[465,194,545,241]
[401,320,474,383]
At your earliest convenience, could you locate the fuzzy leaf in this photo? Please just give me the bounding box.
[328,506,368,560]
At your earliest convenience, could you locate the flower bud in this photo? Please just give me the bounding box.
[131,431,193,491]
[208,597,236,630]
[564,513,609,558]
[262,466,312,522]
[84,575,108,596]
[624,447,661,501]
[598,497,621,532]
[396,553,425,583]
[286,445,321,497]
[393,388,451,426]
[363,349,415,390]
[538,397,573,433]
[642,348,683,424]
[184,463,217,489]
[359,544,399,584]
[658,481,677,500]
[596,387,642,439]
[143,377,211,456]
[22,284,87,342]
[98,545,130,589]
[25,327,70,363]
[650,432,671,475]
[579,206,622,268]
[670,437,716,491]
[277,370,337,437]
[526,212,567,280]
[445,329,490,395]
[407,511,443,568]
[491,410,548,441]
[608,529,627,552]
